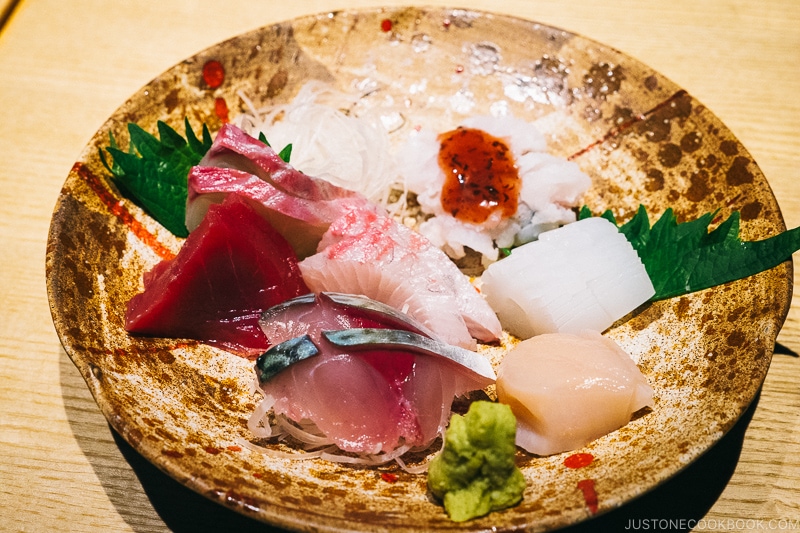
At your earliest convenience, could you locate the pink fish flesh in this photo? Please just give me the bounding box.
[185,124,376,258]
[256,292,494,455]
[298,206,503,349]
[125,194,309,357]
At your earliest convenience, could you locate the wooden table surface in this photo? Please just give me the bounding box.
[1,0,798,531]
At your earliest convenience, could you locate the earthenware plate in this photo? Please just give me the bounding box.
[46,6,792,532]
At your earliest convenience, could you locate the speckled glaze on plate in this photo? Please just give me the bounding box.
[46,7,792,532]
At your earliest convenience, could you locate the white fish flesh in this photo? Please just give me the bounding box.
[396,114,591,262]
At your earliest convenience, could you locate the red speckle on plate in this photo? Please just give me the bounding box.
[214,97,230,123]
[226,445,242,452]
[72,162,175,261]
[381,18,392,32]
[564,453,594,469]
[442,18,451,29]
[569,89,688,161]
[381,472,399,483]
[576,479,599,514]
[202,60,225,88]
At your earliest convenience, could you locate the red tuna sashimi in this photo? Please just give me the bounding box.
[256,293,493,455]
[126,194,309,357]
[298,206,503,348]
[186,123,377,258]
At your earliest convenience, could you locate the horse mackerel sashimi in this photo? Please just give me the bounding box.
[298,206,503,350]
[253,293,495,458]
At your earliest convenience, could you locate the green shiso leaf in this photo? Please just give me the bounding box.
[580,205,800,301]
[257,131,293,163]
[99,120,291,238]
[100,118,213,238]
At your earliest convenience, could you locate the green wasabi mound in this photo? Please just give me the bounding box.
[427,401,526,522]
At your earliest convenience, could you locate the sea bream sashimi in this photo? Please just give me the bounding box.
[298,206,503,350]
[251,293,495,460]
[185,123,377,258]
[125,194,309,357]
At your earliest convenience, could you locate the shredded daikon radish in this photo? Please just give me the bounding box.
[247,394,276,438]
[235,81,400,204]
[395,454,432,474]
[237,437,333,460]
[244,407,433,471]
[274,415,333,448]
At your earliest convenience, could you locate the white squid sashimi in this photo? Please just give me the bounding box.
[481,216,655,339]
[496,330,653,456]
[299,206,503,349]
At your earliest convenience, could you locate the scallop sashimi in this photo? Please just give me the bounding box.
[186,123,376,258]
[481,216,655,339]
[125,194,309,357]
[251,292,495,460]
[496,330,653,456]
[298,206,503,349]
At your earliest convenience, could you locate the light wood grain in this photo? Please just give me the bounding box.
[0,0,798,531]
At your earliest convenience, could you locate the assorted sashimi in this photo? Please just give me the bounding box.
[125,193,309,357]
[496,330,653,456]
[298,205,503,349]
[481,216,655,339]
[118,115,657,471]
